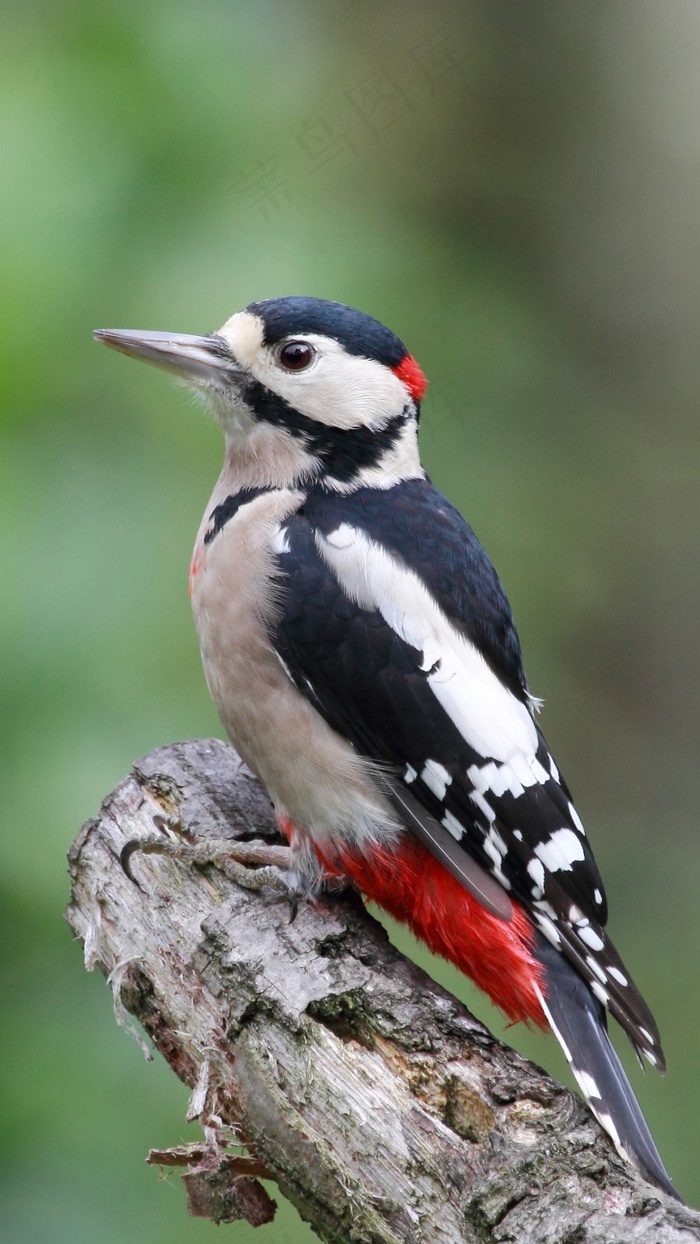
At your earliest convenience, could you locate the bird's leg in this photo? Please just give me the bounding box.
[120,812,294,896]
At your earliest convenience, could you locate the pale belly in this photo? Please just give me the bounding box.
[189,489,399,849]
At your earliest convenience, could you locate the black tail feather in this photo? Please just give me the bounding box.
[534,935,680,1201]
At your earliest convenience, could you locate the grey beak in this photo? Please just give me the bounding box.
[93,328,243,385]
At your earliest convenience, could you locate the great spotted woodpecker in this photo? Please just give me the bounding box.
[95,296,678,1198]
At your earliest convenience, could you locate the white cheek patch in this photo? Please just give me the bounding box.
[316,524,539,766]
[217,319,410,431]
[277,341,408,430]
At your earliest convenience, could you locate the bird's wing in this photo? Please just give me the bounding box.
[270,479,662,1066]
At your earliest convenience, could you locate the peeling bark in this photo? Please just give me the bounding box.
[66,739,699,1243]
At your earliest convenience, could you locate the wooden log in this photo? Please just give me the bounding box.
[66,738,699,1242]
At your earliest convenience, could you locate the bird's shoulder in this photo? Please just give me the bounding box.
[291,477,528,702]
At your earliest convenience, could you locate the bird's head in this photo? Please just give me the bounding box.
[94,296,428,491]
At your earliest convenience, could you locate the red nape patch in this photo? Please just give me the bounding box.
[314,835,547,1028]
[393,353,428,403]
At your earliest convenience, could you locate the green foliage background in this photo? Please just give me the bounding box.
[2,2,700,1237]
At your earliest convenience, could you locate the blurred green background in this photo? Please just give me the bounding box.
[2,1,700,1237]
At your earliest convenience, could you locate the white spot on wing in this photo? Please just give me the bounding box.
[420,759,451,801]
[530,758,550,785]
[607,966,628,986]
[442,810,464,842]
[470,790,496,823]
[527,858,545,895]
[467,753,549,803]
[468,759,521,800]
[404,764,417,784]
[568,802,586,835]
[578,926,605,952]
[485,826,507,858]
[585,955,608,984]
[534,828,585,873]
[534,898,558,920]
[590,980,610,1007]
[482,826,511,890]
[534,912,561,948]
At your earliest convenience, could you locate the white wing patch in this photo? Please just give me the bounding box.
[482,826,511,890]
[315,523,538,767]
[527,857,546,896]
[578,925,605,952]
[467,755,549,802]
[442,810,464,841]
[421,759,452,801]
[568,802,586,835]
[533,828,585,873]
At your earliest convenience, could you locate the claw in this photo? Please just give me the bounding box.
[120,838,146,886]
[151,811,185,835]
[119,830,295,901]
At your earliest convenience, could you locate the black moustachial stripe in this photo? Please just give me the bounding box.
[204,486,271,544]
[240,379,412,484]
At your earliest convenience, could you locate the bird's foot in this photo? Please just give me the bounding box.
[121,812,294,898]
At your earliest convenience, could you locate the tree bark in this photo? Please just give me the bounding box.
[66,738,699,1243]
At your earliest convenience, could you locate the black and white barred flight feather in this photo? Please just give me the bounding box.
[269,480,662,1059]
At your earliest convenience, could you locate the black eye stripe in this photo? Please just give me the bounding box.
[278,340,314,371]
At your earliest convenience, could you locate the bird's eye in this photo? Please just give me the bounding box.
[278,340,315,371]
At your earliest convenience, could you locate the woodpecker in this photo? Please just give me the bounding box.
[95,296,678,1198]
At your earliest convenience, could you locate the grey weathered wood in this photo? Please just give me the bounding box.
[66,738,699,1243]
